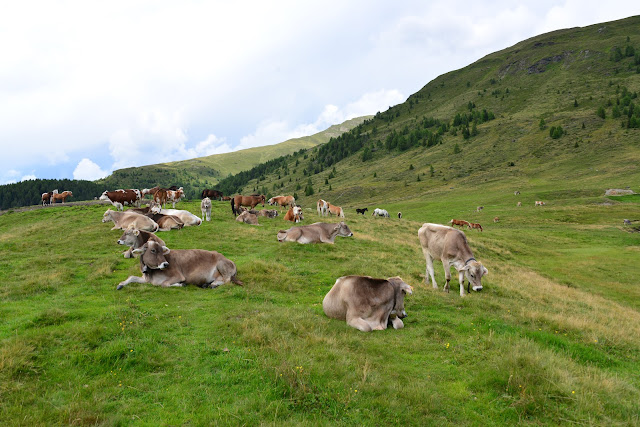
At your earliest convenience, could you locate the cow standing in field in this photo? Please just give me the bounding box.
[476,206,484,212]
[166,187,185,208]
[277,222,353,244]
[100,189,141,210]
[317,199,328,216]
[418,223,488,297]
[116,241,242,290]
[201,197,212,221]
[117,226,166,258]
[102,209,159,232]
[323,276,413,332]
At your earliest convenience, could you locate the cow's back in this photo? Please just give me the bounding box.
[418,223,460,257]
[166,249,233,286]
[323,276,392,320]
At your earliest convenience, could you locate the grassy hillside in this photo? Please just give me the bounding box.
[97,116,369,198]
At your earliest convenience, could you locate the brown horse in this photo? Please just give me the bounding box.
[268,195,295,210]
[231,194,265,215]
[448,219,470,229]
[201,189,223,200]
[50,190,73,204]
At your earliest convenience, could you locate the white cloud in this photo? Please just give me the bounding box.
[73,158,109,180]
[21,174,36,181]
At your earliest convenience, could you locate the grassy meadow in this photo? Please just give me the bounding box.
[1,187,639,425]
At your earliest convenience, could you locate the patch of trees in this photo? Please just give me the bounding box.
[217,154,294,195]
[0,179,103,210]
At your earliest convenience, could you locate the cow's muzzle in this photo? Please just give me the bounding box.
[159,262,169,270]
[117,240,125,245]
[472,285,483,292]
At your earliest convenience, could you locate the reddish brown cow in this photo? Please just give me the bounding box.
[153,189,168,207]
[99,189,141,210]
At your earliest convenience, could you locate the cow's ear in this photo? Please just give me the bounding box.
[459,264,470,271]
[132,247,146,255]
[133,229,140,236]
[162,246,171,255]
[402,283,413,295]
[482,266,488,276]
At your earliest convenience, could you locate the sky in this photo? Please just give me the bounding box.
[1,1,639,184]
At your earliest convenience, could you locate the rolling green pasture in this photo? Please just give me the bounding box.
[1,190,639,425]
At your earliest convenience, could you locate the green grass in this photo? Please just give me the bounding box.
[1,193,639,424]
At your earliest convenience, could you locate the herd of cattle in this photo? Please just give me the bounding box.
[91,186,500,332]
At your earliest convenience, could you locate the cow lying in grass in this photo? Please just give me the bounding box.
[150,204,202,226]
[116,241,242,290]
[102,209,158,232]
[236,211,259,225]
[323,275,413,332]
[277,222,353,244]
[117,226,166,258]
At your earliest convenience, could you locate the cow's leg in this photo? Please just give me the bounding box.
[346,315,373,332]
[123,247,134,258]
[442,259,451,293]
[423,251,437,289]
[117,276,147,290]
[458,270,466,297]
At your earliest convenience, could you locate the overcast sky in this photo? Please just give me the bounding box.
[1,1,638,184]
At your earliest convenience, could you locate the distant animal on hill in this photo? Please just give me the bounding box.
[117,226,166,259]
[327,202,345,218]
[100,189,141,210]
[448,219,470,229]
[116,241,242,290]
[102,209,158,232]
[418,223,488,297]
[268,195,295,210]
[514,191,520,195]
[476,206,484,212]
[236,211,259,225]
[201,197,212,221]
[356,208,368,215]
[469,222,483,232]
[623,219,632,225]
[535,201,546,206]
[284,206,303,223]
[201,189,223,200]
[231,194,265,215]
[277,222,353,244]
[323,275,413,332]
[41,190,57,206]
[398,212,402,219]
[50,190,73,204]
[372,208,389,218]
[317,199,329,216]
[493,217,499,223]
[517,202,522,207]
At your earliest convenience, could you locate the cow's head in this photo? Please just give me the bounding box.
[102,209,114,222]
[117,226,140,247]
[293,206,303,222]
[132,241,171,270]
[461,261,488,291]
[150,203,162,214]
[387,277,413,324]
[99,191,109,202]
[335,221,353,237]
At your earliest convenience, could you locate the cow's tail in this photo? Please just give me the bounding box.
[231,198,235,215]
[231,273,243,286]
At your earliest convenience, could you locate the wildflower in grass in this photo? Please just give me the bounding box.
[572,390,575,394]
[446,342,450,349]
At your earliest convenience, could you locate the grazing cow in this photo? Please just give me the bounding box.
[418,223,488,297]
[257,209,278,218]
[327,202,345,218]
[284,206,303,223]
[493,217,499,223]
[448,219,471,229]
[323,276,413,332]
[317,199,329,216]
[277,222,353,244]
[153,189,168,208]
[476,206,484,212]
[231,194,265,215]
[398,212,402,219]
[102,209,159,232]
[116,241,242,290]
[117,226,166,258]
[166,187,185,208]
[268,195,296,210]
[201,197,212,221]
[535,201,546,206]
[356,208,368,215]
[514,191,520,195]
[236,211,259,225]
[201,189,223,200]
[469,222,483,232]
[372,208,389,218]
[50,190,73,204]
[150,205,202,226]
[517,202,522,207]
[99,189,141,210]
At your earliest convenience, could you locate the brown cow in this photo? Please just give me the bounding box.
[102,209,159,232]
[145,213,184,231]
[116,241,242,290]
[231,194,265,215]
[268,195,295,210]
[117,226,166,258]
[277,222,353,244]
[153,189,168,208]
[236,211,259,225]
[448,219,471,229]
[283,206,303,223]
[418,223,488,297]
[323,276,413,332]
[100,189,141,210]
[166,187,184,208]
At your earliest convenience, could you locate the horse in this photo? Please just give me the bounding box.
[317,199,328,216]
[448,219,470,229]
[50,190,72,204]
[41,190,57,206]
[268,195,295,210]
[327,203,345,218]
[201,189,223,200]
[469,222,483,232]
[356,208,368,215]
[231,194,265,215]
